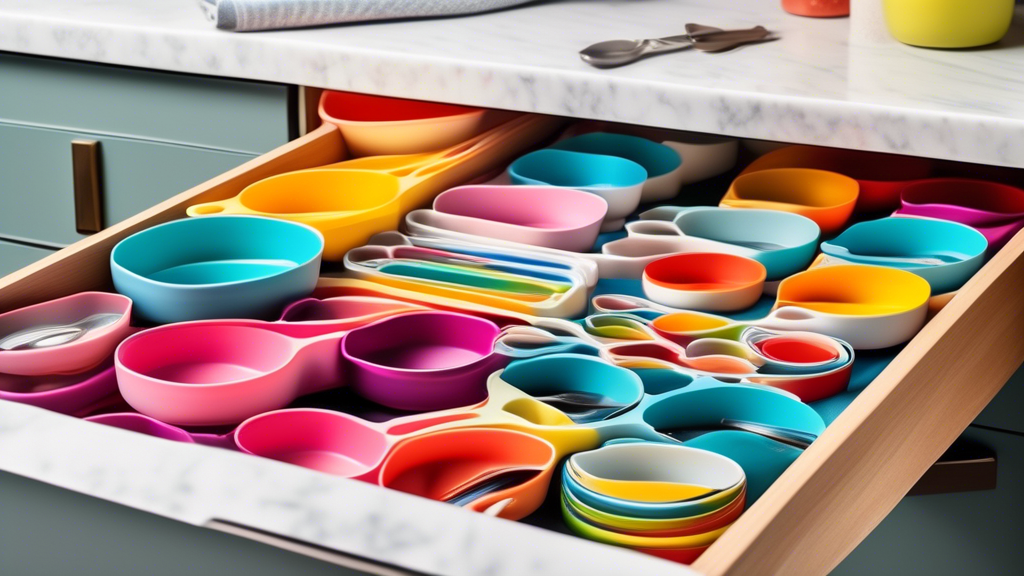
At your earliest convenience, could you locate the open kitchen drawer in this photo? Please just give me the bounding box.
[2,120,1024,576]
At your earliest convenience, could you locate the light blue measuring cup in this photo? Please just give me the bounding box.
[551,132,684,203]
[820,217,988,294]
[111,215,324,324]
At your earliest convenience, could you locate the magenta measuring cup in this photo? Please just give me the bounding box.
[86,412,237,449]
[0,358,118,415]
[895,178,1024,252]
[340,310,516,411]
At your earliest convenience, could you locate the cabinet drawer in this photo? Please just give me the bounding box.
[0,122,256,247]
[833,426,1024,575]
[0,53,291,154]
[1,123,1024,576]
[0,239,54,278]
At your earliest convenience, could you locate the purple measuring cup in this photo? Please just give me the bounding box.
[895,178,1024,252]
[85,412,237,449]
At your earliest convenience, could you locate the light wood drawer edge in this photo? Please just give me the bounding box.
[0,123,344,311]
[694,231,1024,576]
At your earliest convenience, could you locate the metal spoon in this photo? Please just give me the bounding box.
[580,24,773,68]
[532,391,634,424]
[659,418,816,449]
[0,313,123,351]
[443,468,542,506]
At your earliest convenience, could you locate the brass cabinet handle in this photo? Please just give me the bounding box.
[71,139,103,234]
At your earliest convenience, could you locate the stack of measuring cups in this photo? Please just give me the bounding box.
[560,442,747,564]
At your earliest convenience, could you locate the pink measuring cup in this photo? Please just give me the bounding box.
[0,358,118,415]
[0,292,133,376]
[115,297,426,427]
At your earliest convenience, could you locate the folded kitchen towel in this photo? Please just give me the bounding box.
[200,0,537,31]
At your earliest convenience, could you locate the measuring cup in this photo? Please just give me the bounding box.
[187,114,563,260]
[430,185,608,252]
[279,295,428,323]
[111,216,324,324]
[642,253,766,312]
[339,311,594,412]
[378,427,557,520]
[820,217,988,294]
[550,132,684,203]
[894,178,1024,252]
[342,242,590,318]
[0,292,133,376]
[508,149,647,232]
[85,412,237,449]
[0,358,118,415]
[317,90,489,157]
[721,169,860,235]
[235,354,644,477]
[560,121,738,188]
[635,206,820,280]
[740,145,934,212]
[647,264,930,350]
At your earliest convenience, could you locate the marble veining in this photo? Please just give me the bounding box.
[0,0,1022,167]
[0,400,695,575]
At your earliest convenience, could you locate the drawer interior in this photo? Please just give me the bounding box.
[3,106,1024,576]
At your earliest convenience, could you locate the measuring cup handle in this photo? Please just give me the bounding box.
[186,195,242,217]
[758,307,819,332]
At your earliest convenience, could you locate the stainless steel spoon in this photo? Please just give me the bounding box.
[580,24,773,68]
[0,313,123,351]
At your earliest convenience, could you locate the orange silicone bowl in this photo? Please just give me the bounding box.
[782,0,850,17]
[722,169,859,235]
[642,253,767,313]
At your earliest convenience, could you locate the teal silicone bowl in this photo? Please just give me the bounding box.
[820,217,987,294]
[111,215,324,324]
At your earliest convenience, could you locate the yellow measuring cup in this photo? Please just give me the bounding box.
[186,114,564,260]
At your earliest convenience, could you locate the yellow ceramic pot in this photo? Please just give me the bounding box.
[883,0,1014,48]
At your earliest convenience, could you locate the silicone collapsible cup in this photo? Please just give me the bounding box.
[649,264,931,350]
[895,178,1024,252]
[740,145,933,213]
[642,253,767,312]
[821,217,987,294]
[0,359,118,415]
[187,115,563,260]
[86,412,237,449]
[318,90,488,157]
[0,292,133,376]
[722,169,860,235]
[509,149,647,232]
[430,185,607,252]
[566,442,744,503]
[637,207,821,280]
[551,133,684,203]
[111,216,323,324]
[883,0,1014,48]
[379,427,558,520]
[342,242,590,318]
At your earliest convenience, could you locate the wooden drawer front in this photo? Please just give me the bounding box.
[0,239,54,278]
[2,123,1024,576]
[0,53,291,154]
[832,426,1024,576]
[975,366,1024,434]
[0,123,256,247]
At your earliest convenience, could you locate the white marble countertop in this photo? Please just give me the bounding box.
[1,0,1023,167]
[0,400,698,576]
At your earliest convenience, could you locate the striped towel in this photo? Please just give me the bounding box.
[200,0,537,31]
